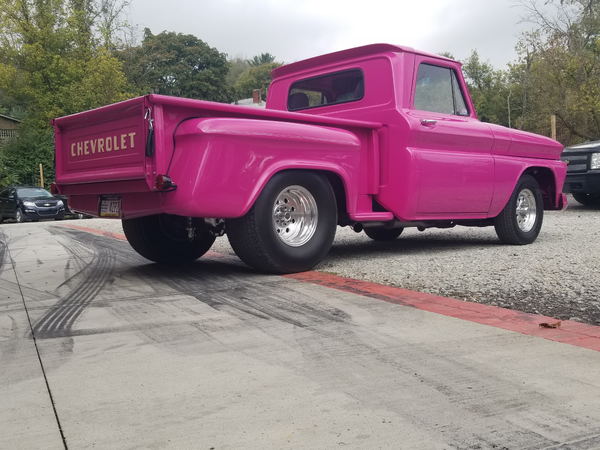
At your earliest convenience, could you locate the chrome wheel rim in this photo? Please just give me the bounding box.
[15,210,22,222]
[516,188,537,232]
[272,185,318,247]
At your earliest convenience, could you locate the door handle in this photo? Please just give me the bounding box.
[420,119,437,126]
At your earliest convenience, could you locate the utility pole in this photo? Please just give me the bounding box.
[507,90,512,128]
[39,163,44,188]
[551,114,557,140]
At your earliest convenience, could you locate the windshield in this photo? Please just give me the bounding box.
[17,188,53,198]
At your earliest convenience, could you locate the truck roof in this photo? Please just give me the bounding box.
[271,43,457,79]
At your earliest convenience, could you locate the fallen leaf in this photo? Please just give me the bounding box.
[539,321,561,329]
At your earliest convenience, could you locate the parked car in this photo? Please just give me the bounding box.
[52,44,566,273]
[0,186,65,222]
[561,140,600,207]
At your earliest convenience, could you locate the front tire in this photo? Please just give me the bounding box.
[122,214,216,264]
[572,193,600,207]
[494,175,543,245]
[15,208,24,223]
[227,171,337,274]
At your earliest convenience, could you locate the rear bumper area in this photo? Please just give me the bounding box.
[563,173,600,194]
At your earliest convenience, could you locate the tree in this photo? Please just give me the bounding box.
[234,62,282,101]
[0,0,131,185]
[462,50,510,126]
[225,57,250,87]
[248,52,276,66]
[513,0,600,144]
[120,29,235,103]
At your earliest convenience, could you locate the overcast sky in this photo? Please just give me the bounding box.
[128,0,536,68]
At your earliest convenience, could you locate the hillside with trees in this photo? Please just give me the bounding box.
[0,0,597,186]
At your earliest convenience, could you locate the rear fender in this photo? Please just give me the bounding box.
[164,118,364,218]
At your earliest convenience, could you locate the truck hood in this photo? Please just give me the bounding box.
[563,140,600,153]
[488,123,563,160]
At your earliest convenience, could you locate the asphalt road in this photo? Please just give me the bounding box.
[2,219,600,449]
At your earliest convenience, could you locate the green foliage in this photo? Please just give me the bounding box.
[462,50,510,126]
[248,52,276,66]
[510,0,600,144]
[225,57,250,87]
[234,62,282,101]
[120,29,235,103]
[0,0,131,186]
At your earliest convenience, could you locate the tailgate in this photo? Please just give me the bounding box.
[53,97,150,188]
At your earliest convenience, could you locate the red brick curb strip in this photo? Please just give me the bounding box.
[285,271,600,352]
[60,223,600,352]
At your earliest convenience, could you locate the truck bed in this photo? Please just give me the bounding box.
[53,95,382,219]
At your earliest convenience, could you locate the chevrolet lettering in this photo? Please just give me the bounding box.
[53,44,567,274]
[70,132,136,157]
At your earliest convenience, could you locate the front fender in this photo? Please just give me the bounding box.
[162,117,363,218]
[490,156,567,216]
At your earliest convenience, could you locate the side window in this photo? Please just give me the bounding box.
[414,63,469,116]
[288,69,364,111]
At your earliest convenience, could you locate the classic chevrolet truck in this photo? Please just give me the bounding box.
[52,44,567,273]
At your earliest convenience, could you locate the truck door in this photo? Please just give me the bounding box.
[406,59,494,215]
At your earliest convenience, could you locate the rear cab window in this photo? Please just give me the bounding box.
[413,63,469,116]
[288,69,364,111]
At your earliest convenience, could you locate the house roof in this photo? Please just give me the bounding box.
[0,113,21,123]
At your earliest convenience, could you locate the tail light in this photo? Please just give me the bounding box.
[155,174,177,191]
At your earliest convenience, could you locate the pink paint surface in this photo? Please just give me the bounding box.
[53,44,566,221]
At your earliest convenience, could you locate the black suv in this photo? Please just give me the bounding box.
[561,140,600,207]
[0,186,65,222]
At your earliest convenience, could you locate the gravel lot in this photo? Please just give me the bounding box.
[27,195,600,325]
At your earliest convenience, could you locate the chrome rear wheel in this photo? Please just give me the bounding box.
[272,185,318,247]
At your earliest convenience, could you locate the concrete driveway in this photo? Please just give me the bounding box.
[2,221,600,449]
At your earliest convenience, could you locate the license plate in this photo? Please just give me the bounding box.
[99,197,122,218]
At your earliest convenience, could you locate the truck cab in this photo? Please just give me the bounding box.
[267,44,565,222]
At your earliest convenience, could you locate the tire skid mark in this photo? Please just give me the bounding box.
[54,237,96,291]
[32,241,115,339]
[0,230,7,272]
[58,228,350,330]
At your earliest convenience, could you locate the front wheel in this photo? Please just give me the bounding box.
[122,214,216,264]
[494,175,543,245]
[572,193,600,207]
[227,171,337,273]
[15,208,24,223]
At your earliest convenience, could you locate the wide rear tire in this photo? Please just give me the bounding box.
[494,175,543,245]
[122,214,215,264]
[227,171,337,274]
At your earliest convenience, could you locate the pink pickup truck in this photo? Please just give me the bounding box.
[53,44,567,273]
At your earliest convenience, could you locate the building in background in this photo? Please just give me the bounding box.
[0,114,20,145]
